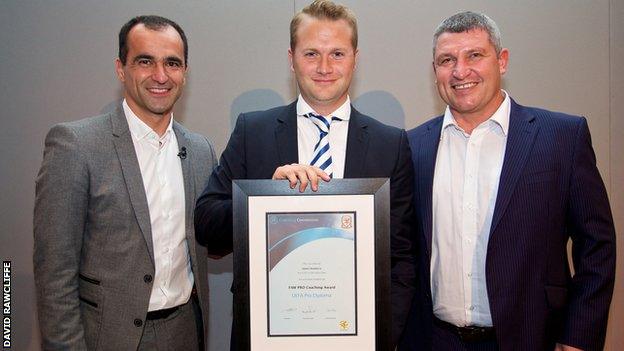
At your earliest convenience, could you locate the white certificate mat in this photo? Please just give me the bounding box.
[249,195,376,351]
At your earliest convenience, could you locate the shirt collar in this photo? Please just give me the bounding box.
[441,90,510,137]
[296,94,351,121]
[123,99,174,141]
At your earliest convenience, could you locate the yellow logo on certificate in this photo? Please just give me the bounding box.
[339,320,349,331]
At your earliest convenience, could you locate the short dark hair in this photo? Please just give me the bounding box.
[118,15,188,65]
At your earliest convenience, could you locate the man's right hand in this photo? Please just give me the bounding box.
[272,163,331,192]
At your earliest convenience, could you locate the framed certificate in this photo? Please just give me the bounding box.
[232,178,391,351]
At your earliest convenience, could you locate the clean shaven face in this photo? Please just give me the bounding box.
[289,16,358,115]
[115,23,187,121]
[433,28,508,122]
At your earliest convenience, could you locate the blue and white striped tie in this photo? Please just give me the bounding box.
[306,113,341,177]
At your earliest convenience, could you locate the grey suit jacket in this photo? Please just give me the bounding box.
[34,105,216,350]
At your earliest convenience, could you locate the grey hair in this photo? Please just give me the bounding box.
[433,11,502,57]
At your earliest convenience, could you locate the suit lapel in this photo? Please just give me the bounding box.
[344,108,369,177]
[420,118,443,259]
[489,100,538,236]
[275,101,299,164]
[173,123,199,265]
[110,105,155,262]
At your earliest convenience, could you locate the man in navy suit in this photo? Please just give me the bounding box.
[195,0,415,348]
[400,11,616,351]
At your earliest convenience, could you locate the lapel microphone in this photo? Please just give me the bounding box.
[177,146,187,159]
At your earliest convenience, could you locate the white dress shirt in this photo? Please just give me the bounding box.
[123,100,193,311]
[430,91,511,327]
[296,95,351,179]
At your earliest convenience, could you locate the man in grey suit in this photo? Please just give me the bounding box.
[33,15,216,350]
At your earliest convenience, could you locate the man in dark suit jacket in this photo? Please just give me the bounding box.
[399,11,616,351]
[34,16,216,350]
[195,0,415,348]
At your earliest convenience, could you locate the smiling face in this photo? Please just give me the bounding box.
[115,23,187,123]
[288,16,358,116]
[433,28,508,124]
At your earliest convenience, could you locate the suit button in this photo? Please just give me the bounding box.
[134,318,143,327]
[144,274,153,283]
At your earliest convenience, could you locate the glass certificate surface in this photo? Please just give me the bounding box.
[266,212,356,336]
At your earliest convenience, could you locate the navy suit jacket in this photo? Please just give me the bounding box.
[195,101,417,347]
[399,99,616,351]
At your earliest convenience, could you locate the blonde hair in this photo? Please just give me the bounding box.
[290,0,358,49]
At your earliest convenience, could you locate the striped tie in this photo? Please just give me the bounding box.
[306,113,341,177]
